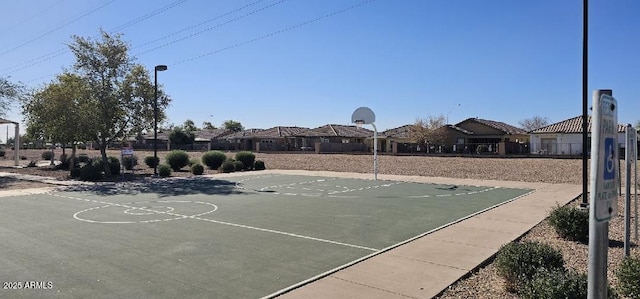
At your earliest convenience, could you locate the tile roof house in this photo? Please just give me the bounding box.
[529,115,635,155]
[296,124,373,153]
[251,126,310,151]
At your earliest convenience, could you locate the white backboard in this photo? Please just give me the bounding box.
[351,107,375,124]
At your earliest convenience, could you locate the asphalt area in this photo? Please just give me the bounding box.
[0,174,532,298]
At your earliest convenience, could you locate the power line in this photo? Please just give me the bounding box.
[0,0,118,57]
[133,0,267,50]
[172,0,377,66]
[134,0,288,56]
[0,0,64,38]
[2,0,188,75]
[111,0,187,32]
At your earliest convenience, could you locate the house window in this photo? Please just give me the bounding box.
[342,139,350,143]
[457,138,464,144]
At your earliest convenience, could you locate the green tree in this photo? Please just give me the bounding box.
[202,121,216,130]
[169,126,195,146]
[0,77,24,117]
[183,119,198,132]
[22,73,91,163]
[68,29,170,176]
[223,120,244,132]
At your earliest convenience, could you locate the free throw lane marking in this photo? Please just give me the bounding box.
[51,193,378,252]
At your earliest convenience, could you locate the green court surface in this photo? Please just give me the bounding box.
[0,174,532,298]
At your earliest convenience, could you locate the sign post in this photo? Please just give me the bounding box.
[625,125,637,256]
[588,90,617,299]
[121,146,134,180]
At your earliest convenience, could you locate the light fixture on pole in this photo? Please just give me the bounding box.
[446,103,461,124]
[153,64,168,177]
[352,107,378,180]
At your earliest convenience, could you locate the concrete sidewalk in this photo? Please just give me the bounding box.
[268,171,582,299]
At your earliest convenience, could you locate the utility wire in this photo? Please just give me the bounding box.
[172,0,377,66]
[134,0,267,50]
[134,0,287,55]
[0,0,118,57]
[0,0,64,38]
[2,0,188,75]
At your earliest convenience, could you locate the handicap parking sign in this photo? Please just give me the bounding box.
[603,137,615,180]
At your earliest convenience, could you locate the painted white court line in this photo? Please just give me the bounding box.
[49,193,378,252]
[261,188,538,299]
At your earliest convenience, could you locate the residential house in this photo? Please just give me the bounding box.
[194,128,233,150]
[452,118,529,154]
[252,126,310,151]
[221,129,265,151]
[529,115,636,155]
[297,124,373,153]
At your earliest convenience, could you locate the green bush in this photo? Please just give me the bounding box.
[188,159,198,167]
[235,151,255,170]
[58,154,80,170]
[201,151,227,169]
[254,160,266,170]
[27,160,37,167]
[233,160,244,171]
[548,204,589,243]
[41,151,54,160]
[220,160,235,173]
[519,268,587,299]
[144,156,160,168]
[495,241,564,292]
[78,154,89,163]
[0,149,5,157]
[79,164,102,181]
[165,150,190,171]
[70,167,81,178]
[92,156,121,176]
[191,163,204,175]
[158,164,172,177]
[122,155,138,170]
[617,256,640,298]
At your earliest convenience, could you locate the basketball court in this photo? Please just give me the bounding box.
[0,171,535,298]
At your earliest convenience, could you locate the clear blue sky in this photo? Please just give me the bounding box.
[1,0,639,141]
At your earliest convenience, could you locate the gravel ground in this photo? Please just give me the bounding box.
[1,149,639,297]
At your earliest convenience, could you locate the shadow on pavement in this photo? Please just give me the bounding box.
[59,176,249,197]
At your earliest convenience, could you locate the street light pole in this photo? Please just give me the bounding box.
[153,65,168,176]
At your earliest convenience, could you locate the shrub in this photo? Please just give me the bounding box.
[20,155,27,160]
[548,204,589,243]
[27,160,37,167]
[79,164,102,181]
[158,164,172,177]
[617,256,640,298]
[78,154,90,163]
[58,154,80,170]
[93,156,121,176]
[144,156,160,169]
[0,149,5,158]
[165,150,190,171]
[122,155,138,170]
[233,160,244,171]
[254,160,266,170]
[188,159,198,167]
[220,160,236,173]
[70,167,81,178]
[519,268,587,299]
[201,151,227,169]
[495,241,564,292]
[41,151,54,160]
[191,163,204,175]
[235,151,255,170]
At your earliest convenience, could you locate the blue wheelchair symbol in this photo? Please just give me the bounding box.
[604,138,615,180]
